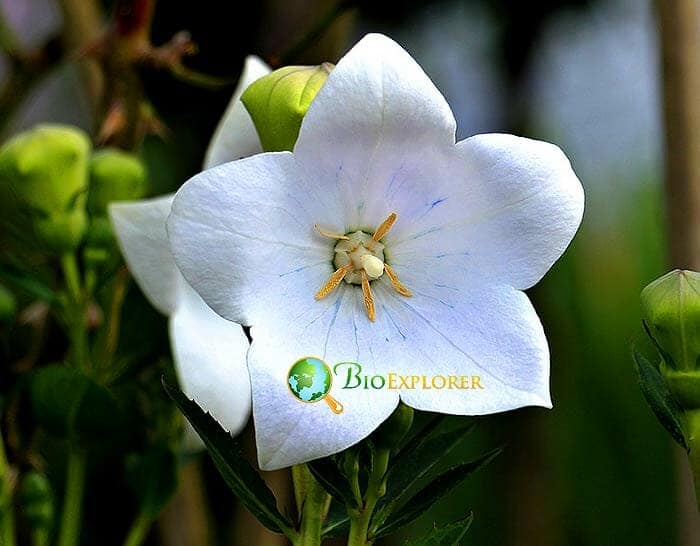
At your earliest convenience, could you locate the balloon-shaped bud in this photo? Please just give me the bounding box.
[241,63,333,152]
[87,148,148,215]
[641,269,700,372]
[0,124,90,253]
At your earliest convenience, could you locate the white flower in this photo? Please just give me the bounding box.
[167,34,584,470]
[109,56,270,442]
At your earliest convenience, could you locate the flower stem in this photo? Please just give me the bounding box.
[291,464,329,546]
[60,253,88,371]
[0,425,16,546]
[57,449,86,546]
[347,448,391,546]
[686,409,700,511]
[122,512,152,546]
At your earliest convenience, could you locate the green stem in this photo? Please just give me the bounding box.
[60,253,88,370]
[347,448,390,546]
[291,464,329,546]
[57,450,86,546]
[686,409,700,511]
[0,425,16,546]
[122,512,152,546]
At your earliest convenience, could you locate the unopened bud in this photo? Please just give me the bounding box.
[88,148,148,215]
[0,124,90,252]
[241,63,333,151]
[20,471,54,535]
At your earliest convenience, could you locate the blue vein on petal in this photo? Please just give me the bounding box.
[393,297,536,393]
[322,295,343,360]
[382,304,406,341]
[278,262,326,277]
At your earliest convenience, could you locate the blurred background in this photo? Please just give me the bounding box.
[0,0,695,544]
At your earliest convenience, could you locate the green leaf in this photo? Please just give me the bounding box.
[307,457,358,508]
[321,499,350,538]
[162,377,294,535]
[404,513,474,546]
[0,263,57,303]
[125,446,178,518]
[394,413,446,460]
[376,420,476,527]
[374,448,501,539]
[30,365,128,445]
[633,348,689,450]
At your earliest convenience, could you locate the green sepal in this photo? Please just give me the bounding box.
[404,513,474,546]
[307,456,358,508]
[241,63,333,152]
[162,377,295,535]
[125,446,178,518]
[88,148,148,215]
[633,348,689,450]
[372,447,501,539]
[30,365,129,446]
[373,420,476,528]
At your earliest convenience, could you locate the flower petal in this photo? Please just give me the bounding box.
[293,33,457,230]
[248,285,399,470]
[203,55,270,169]
[167,153,339,326]
[109,195,182,315]
[375,278,551,413]
[389,134,584,290]
[170,282,251,435]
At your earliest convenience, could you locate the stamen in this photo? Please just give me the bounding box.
[360,270,376,322]
[315,224,349,240]
[372,212,397,243]
[384,264,412,297]
[315,263,353,300]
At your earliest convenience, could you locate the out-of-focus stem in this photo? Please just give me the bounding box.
[57,450,86,546]
[687,410,700,512]
[0,425,16,546]
[657,0,700,269]
[123,512,152,546]
[656,0,700,539]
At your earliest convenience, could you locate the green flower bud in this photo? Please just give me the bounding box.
[0,284,16,322]
[0,124,90,252]
[241,63,333,152]
[19,471,54,534]
[86,215,115,248]
[641,269,700,372]
[372,403,414,450]
[87,148,148,215]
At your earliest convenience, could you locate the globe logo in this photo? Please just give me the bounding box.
[287,357,344,414]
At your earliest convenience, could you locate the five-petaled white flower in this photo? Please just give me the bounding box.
[167,34,584,470]
[109,56,270,445]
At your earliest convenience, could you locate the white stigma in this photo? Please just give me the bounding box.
[333,230,385,285]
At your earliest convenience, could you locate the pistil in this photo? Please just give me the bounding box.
[314,212,412,322]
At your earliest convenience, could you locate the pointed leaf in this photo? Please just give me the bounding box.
[378,421,476,522]
[633,348,689,450]
[307,457,358,508]
[404,513,474,546]
[162,377,294,535]
[374,448,501,539]
[321,499,350,538]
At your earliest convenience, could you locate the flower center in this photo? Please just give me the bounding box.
[313,212,412,322]
[333,231,385,285]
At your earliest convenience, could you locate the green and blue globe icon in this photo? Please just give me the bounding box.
[287,357,344,414]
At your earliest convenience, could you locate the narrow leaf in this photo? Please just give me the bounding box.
[321,499,350,538]
[162,377,294,535]
[0,264,57,303]
[404,513,474,546]
[633,348,689,450]
[386,422,475,505]
[374,448,501,539]
[307,457,358,507]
